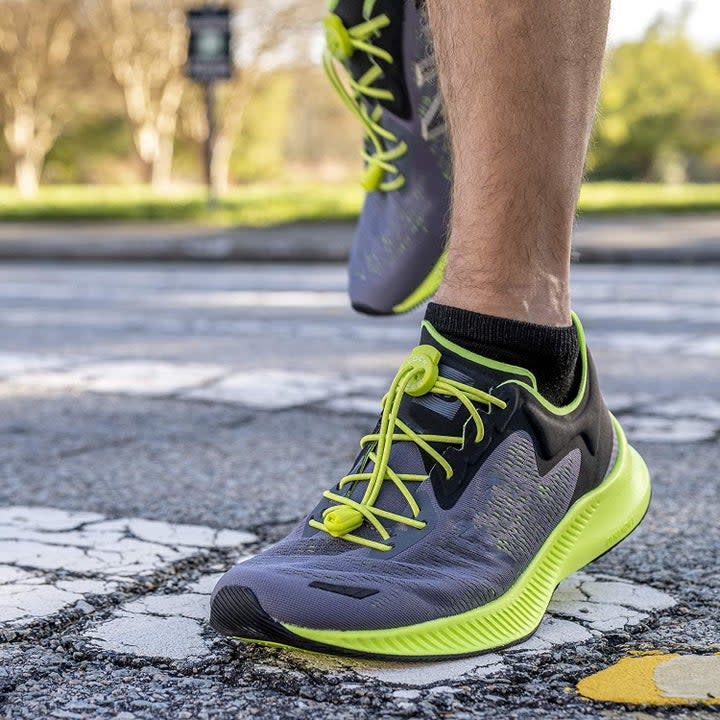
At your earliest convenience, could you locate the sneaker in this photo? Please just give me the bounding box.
[210,314,651,659]
[324,0,451,315]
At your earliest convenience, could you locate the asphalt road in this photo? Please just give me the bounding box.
[0,261,719,719]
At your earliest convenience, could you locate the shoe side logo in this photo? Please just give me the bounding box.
[415,54,447,142]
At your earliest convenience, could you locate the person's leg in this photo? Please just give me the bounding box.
[427,0,610,327]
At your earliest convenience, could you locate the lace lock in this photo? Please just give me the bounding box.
[323,505,363,536]
[404,345,441,397]
[324,14,354,61]
[361,163,385,191]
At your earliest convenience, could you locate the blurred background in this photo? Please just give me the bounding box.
[0,0,719,223]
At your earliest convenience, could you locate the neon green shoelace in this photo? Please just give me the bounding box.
[323,6,408,192]
[309,345,508,551]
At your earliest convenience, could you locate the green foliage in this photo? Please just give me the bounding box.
[43,116,136,184]
[229,73,294,182]
[589,15,720,181]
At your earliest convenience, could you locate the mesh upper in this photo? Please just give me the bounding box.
[214,430,582,631]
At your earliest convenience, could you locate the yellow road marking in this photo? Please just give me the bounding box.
[577,653,720,705]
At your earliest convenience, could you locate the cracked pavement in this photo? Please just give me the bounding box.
[0,262,719,719]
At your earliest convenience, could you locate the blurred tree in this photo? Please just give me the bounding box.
[181,0,317,196]
[223,70,294,182]
[83,0,189,190]
[589,14,720,181]
[0,0,81,196]
[283,63,361,179]
[44,114,137,184]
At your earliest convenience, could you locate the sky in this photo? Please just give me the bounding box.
[608,0,720,47]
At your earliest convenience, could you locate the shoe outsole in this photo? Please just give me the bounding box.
[210,417,651,660]
[210,584,543,662]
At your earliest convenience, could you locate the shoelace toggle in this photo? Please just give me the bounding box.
[404,345,441,396]
[324,14,354,61]
[323,505,364,536]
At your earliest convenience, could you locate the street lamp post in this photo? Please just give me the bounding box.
[185,6,234,207]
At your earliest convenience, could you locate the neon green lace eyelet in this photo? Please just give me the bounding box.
[403,345,441,397]
[323,505,363,536]
[324,14,354,60]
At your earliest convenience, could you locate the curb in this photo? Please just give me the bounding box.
[0,215,718,263]
[0,222,353,263]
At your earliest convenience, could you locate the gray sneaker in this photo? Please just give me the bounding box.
[210,314,650,659]
[324,0,451,315]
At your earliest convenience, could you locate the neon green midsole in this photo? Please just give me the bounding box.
[392,250,447,314]
[282,417,651,658]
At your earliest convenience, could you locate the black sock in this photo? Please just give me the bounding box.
[425,302,580,406]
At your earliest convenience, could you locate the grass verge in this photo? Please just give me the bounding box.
[0,181,718,225]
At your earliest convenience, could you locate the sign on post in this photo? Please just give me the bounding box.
[186,7,233,81]
[186,6,234,205]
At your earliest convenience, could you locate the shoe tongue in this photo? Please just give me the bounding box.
[328,0,409,118]
[399,321,536,433]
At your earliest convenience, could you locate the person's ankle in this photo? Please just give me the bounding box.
[424,302,580,405]
[435,272,571,327]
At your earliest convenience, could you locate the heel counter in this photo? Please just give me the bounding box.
[570,349,615,501]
